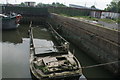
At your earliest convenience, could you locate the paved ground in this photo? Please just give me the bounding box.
[71,17,120,31]
[98,21,119,30]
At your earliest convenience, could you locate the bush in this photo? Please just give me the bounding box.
[116,18,120,24]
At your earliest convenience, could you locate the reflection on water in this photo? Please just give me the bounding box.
[2,24,31,78]
[69,44,114,79]
[2,30,22,44]
[1,24,114,79]
[2,38,30,78]
[2,24,55,79]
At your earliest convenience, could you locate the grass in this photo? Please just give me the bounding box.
[116,18,120,23]
[59,13,71,17]
[74,16,98,21]
[99,18,116,23]
[34,63,49,73]
[59,13,119,24]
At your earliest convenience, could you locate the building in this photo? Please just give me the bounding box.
[69,4,119,19]
[101,11,120,19]
[69,4,100,10]
[91,10,120,19]
[90,10,102,18]
[25,2,36,7]
[69,4,90,9]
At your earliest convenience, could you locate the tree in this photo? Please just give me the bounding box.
[104,0,120,13]
[52,2,56,6]
[118,1,120,12]
[36,2,67,7]
[91,5,96,9]
[36,2,55,7]
[51,2,66,7]
[112,0,120,3]
[19,2,26,7]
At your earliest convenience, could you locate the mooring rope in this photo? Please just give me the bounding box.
[34,46,63,48]
[81,60,120,69]
[29,22,119,69]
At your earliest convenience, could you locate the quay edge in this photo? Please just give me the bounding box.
[48,13,120,76]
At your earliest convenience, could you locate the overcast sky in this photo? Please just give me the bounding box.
[0,0,113,9]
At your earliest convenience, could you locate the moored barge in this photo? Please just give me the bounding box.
[29,22,84,80]
[0,13,22,30]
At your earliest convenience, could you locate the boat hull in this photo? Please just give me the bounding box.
[29,22,83,80]
[30,66,81,80]
[2,17,19,30]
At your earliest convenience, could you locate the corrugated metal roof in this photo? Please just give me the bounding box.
[69,4,101,10]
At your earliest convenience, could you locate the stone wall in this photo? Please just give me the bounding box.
[49,13,120,74]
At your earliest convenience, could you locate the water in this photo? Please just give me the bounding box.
[69,45,114,79]
[1,24,114,79]
[2,25,31,79]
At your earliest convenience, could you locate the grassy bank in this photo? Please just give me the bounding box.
[59,13,119,24]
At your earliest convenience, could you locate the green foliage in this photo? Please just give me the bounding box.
[42,67,49,73]
[91,5,96,9]
[51,2,66,7]
[105,1,120,13]
[75,16,117,23]
[36,2,66,7]
[61,15,118,23]
[116,18,120,23]
[19,2,26,7]
[75,16,96,20]
[34,64,49,73]
[100,18,116,23]
[36,3,51,7]
[118,1,120,13]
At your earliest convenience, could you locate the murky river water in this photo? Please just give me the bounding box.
[1,24,115,80]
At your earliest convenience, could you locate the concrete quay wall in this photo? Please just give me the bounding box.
[49,13,120,74]
[21,16,47,24]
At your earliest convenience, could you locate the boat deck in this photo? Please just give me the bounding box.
[33,39,58,54]
[31,27,59,55]
[29,23,83,80]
